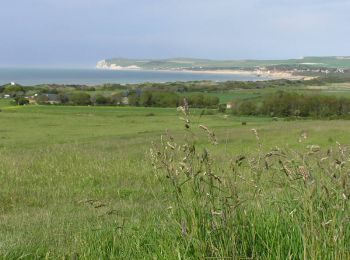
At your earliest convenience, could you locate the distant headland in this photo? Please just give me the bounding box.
[96,56,350,80]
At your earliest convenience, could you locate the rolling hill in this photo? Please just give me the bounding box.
[96,56,350,70]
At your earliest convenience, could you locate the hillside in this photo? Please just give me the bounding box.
[96,56,350,71]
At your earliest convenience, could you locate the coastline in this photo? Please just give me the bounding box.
[96,65,315,80]
[176,69,315,80]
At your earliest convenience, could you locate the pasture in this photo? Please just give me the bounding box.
[0,102,350,258]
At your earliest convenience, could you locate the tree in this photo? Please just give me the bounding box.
[237,101,257,115]
[110,93,123,105]
[140,91,153,107]
[14,96,29,106]
[4,85,24,94]
[58,93,69,104]
[93,94,110,105]
[69,92,91,105]
[128,91,140,106]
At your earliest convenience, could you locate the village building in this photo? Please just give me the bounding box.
[226,101,235,109]
[26,96,37,104]
[122,96,129,105]
[36,93,61,104]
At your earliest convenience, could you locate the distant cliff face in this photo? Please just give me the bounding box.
[96,60,109,69]
[96,58,211,71]
[96,60,141,70]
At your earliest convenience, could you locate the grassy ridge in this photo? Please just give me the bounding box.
[1,104,350,258]
[104,56,350,69]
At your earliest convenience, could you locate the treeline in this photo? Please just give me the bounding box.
[133,91,219,108]
[0,78,335,95]
[232,91,350,118]
[35,91,219,108]
[96,79,306,92]
[0,83,219,108]
[104,91,218,108]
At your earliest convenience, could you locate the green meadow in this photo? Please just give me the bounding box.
[178,83,350,104]
[1,100,350,258]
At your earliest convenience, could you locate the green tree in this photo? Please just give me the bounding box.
[14,96,29,106]
[69,92,91,105]
[237,101,257,115]
[128,91,140,106]
[93,94,110,105]
[4,85,24,94]
[110,93,123,105]
[140,91,154,107]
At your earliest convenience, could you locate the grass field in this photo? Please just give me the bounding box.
[205,83,350,104]
[1,101,350,258]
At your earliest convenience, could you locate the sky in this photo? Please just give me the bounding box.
[0,0,349,67]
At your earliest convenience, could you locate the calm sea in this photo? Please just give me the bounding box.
[0,68,268,86]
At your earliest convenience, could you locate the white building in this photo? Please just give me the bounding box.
[226,102,235,109]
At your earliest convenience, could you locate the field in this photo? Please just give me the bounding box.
[211,83,350,103]
[1,100,350,258]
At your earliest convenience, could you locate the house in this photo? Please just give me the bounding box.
[46,94,60,104]
[37,94,61,104]
[26,96,37,104]
[122,96,129,105]
[3,94,11,99]
[226,101,235,109]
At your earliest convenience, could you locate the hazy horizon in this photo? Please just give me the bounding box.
[1,0,349,68]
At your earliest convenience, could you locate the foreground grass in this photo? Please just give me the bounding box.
[0,104,350,258]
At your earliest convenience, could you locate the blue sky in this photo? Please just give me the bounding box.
[0,0,349,67]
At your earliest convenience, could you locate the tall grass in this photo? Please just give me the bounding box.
[1,105,350,258]
[150,101,350,258]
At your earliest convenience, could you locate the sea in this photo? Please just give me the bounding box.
[0,68,268,86]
